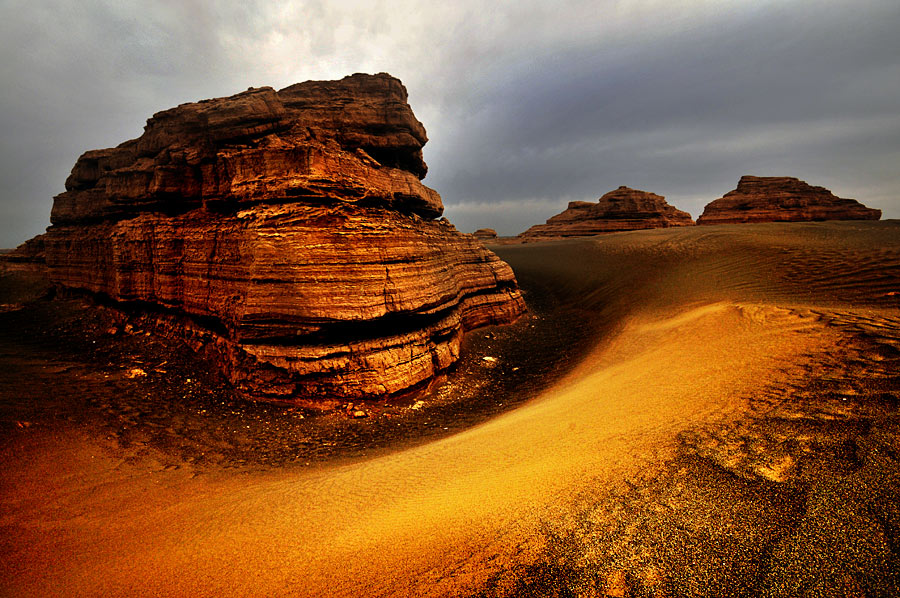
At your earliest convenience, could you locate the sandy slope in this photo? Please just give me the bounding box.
[1,221,899,596]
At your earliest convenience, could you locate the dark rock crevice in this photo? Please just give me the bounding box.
[24,73,526,404]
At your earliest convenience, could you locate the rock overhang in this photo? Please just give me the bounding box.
[33,73,526,404]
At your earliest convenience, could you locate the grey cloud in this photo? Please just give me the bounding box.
[432,1,900,233]
[2,1,898,245]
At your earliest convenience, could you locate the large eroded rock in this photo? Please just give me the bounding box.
[698,176,881,225]
[519,186,694,239]
[34,73,525,403]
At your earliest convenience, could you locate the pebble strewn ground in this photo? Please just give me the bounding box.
[2,221,899,597]
[0,272,596,470]
[473,309,900,597]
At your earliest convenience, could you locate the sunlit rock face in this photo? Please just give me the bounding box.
[697,176,881,225]
[39,73,525,403]
[519,186,694,239]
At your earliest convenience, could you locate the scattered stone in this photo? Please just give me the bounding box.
[755,454,795,483]
[603,569,629,597]
[125,368,147,378]
[352,410,368,419]
[641,567,667,597]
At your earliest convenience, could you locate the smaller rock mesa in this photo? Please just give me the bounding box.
[472,228,498,240]
[698,176,881,225]
[519,186,694,239]
[1,234,47,275]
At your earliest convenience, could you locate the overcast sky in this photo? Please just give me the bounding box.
[1,0,899,245]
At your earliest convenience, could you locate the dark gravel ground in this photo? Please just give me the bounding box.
[3,220,899,597]
[0,270,598,470]
[471,309,900,598]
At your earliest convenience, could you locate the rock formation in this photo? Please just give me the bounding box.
[697,176,881,225]
[33,73,525,403]
[472,228,498,240]
[519,186,694,239]
[1,234,47,275]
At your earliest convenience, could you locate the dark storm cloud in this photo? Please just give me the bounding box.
[0,0,246,247]
[2,1,899,246]
[432,1,900,234]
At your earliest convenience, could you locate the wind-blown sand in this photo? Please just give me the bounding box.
[2,221,899,596]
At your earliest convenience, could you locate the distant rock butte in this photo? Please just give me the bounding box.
[27,73,525,404]
[698,176,881,225]
[1,234,46,275]
[472,228,498,240]
[519,186,694,239]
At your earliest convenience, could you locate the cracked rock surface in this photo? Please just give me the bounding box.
[11,73,525,403]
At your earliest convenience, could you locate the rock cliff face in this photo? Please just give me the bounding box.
[698,176,881,225]
[37,73,525,403]
[519,186,694,239]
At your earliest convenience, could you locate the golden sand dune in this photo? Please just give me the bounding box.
[1,221,899,596]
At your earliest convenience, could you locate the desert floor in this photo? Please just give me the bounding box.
[1,221,899,597]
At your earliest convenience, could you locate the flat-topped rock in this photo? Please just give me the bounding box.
[519,186,694,239]
[698,176,881,225]
[1,234,47,275]
[31,73,525,404]
[472,228,498,240]
[53,73,442,225]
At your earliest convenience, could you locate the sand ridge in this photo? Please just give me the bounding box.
[1,221,899,596]
[2,304,838,596]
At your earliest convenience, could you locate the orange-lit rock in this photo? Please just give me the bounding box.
[52,74,441,225]
[519,186,693,239]
[698,176,881,225]
[472,228,498,240]
[34,73,525,403]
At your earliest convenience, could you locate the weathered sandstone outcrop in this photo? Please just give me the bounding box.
[519,186,694,239]
[35,73,525,403]
[472,228,498,240]
[1,234,47,275]
[698,176,881,225]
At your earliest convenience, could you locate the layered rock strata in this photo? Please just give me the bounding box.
[36,73,525,402]
[1,234,47,275]
[698,176,881,225]
[519,186,694,239]
[472,228,498,240]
